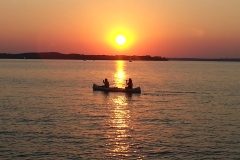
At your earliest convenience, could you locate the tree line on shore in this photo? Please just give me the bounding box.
[0,52,168,61]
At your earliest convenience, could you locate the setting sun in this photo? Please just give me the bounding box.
[106,26,136,52]
[115,35,126,45]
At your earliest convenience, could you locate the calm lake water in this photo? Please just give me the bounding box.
[1,59,240,159]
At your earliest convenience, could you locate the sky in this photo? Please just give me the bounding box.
[0,0,240,58]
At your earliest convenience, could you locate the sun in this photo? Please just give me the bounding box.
[106,27,135,51]
[115,35,126,45]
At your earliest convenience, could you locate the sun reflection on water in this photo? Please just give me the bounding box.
[114,61,126,88]
[109,95,131,157]
[104,60,134,158]
[112,96,129,128]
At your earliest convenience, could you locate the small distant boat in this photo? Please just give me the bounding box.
[93,84,141,93]
[129,56,132,62]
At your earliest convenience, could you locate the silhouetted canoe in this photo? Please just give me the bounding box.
[93,84,141,93]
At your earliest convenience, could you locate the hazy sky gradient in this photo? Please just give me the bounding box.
[1,0,240,58]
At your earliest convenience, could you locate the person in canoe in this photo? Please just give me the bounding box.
[125,78,133,89]
[102,78,109,88]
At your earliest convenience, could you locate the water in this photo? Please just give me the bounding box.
[1,59,240,159]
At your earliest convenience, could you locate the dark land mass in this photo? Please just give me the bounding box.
[169,58,240,62]
[1,53,239,61]
[0,52,168,61]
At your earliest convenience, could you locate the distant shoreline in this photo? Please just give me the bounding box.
[0,52,240,61]
[169,58,240,62]
[0,52,168,61]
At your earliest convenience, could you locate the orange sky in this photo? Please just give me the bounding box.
[0,0,240,58]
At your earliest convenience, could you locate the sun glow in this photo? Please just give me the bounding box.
[115,35,126,45]
[106,26,136,51]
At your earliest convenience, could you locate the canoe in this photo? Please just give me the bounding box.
[92,83,141,93]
